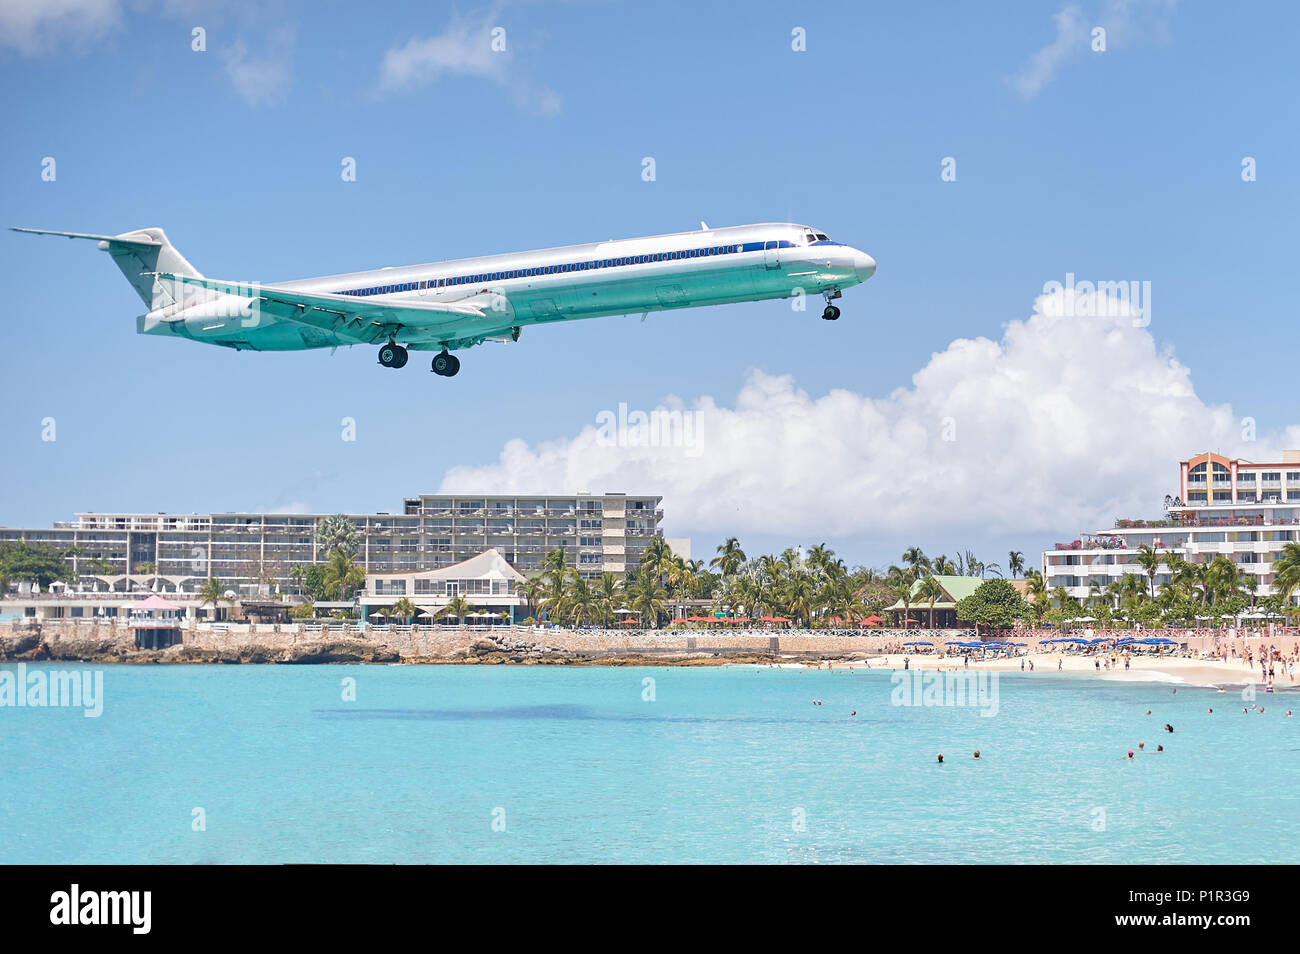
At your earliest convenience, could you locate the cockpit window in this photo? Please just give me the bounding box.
[815,232,829,241]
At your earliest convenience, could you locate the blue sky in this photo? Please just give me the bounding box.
[2,0,1297,571]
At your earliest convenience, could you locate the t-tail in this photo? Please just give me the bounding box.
[11,226,202,310]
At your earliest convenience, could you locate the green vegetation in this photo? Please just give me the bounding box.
[955,578,1031,629]
[0,542,76,591]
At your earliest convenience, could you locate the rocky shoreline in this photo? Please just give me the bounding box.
[0,626,816,667]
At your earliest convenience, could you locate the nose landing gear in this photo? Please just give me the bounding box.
[821,289,842,321]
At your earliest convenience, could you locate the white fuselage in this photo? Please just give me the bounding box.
[156,222,875,351]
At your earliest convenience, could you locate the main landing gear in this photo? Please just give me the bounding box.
[821,289,842,321]
[378,342,408,368]
[431,350,460,377]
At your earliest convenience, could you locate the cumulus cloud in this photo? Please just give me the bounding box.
[1009,0,1177,99]
[376,9,561,116]
[221,26,295,107]
[439,288,1300,544]
[0,0,121,55]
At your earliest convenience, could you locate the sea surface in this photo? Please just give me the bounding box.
[1,663,1295,864]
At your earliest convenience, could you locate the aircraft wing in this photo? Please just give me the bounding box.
[158,272,511,344]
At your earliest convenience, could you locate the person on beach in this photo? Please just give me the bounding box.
[1058,657,1063,670]
[1028,659,1034,671]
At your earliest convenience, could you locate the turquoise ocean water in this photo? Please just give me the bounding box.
[1,663,1295,864]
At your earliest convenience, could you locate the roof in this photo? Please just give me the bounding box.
[131,594,180,611]
[885,575,986,612]
[365,547,525,583]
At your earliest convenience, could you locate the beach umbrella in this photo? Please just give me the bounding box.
[903,640,933,646]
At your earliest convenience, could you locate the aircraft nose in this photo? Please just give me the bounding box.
[854,249,876,282]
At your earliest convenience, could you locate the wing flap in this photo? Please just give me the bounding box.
[159,272,506,343]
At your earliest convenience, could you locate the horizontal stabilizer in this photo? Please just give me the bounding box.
[11,227,161,246]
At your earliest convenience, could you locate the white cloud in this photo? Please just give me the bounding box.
[1009,3,1088,99]
[1009,0,1178,100]
[439,288,1300,545]
[221,26,295,107]
[0,0,121,55]
[376,10,561,116]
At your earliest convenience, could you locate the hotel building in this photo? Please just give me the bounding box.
[0,492,665,598]
[1043,451,1300,606]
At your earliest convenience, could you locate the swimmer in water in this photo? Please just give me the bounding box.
[937,753,944,764]
[850,711,856,717]
[1164,723,1174,733]
[1145,710,1152,715]
[1138,742,1145,750]
[1156,744,1163,752]
[1124,750,1134,760]
[973,750,981,760]
[1208,708,1213,714]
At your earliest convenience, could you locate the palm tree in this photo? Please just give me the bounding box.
[390,597,417,625]
[639,537,675,584]
[710,537,747,578]
[902,546,929,576]
[1271,542,1300,606]
[595,572,623,627]
[626,566,668,629]
[915,574,945,628]
[316,514,361,557]
[438,595,471,624]
[1007,551,1025,578]
[1133,544,1164,600]
[891,579,916,627]
[321,547,365,601]
[197,577,227,621]
[516,575,547,619]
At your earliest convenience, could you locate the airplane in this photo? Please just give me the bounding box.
[13,222,875,378]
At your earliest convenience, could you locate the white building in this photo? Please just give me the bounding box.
[1044,450,1300,605]
[0,491,666,597]
[360,548,526,623]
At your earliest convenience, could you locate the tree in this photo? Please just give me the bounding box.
[626,566,668,628]
[197,578,229,620]
[390,597,417,625]
[316,514,361,558]
[321,547,365,600]
[954,578,1030,629]
[1270,542,1300,606]
[438,595,471,624]
[0,542,75,590]
[1007,551,1025,578]
[1134,544,1163,600]
[710,537,747,578]
[915,574,945,628]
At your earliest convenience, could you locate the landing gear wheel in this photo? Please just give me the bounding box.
[379,342,407,367]
[432,352,460,377]
[822,305,841,321]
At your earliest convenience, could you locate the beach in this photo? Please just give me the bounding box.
[827,651,1292,691]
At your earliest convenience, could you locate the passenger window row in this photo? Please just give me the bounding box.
[336,240,798,297]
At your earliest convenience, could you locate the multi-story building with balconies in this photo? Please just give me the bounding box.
[0,492,665,598]
[1043,451,1300,606]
